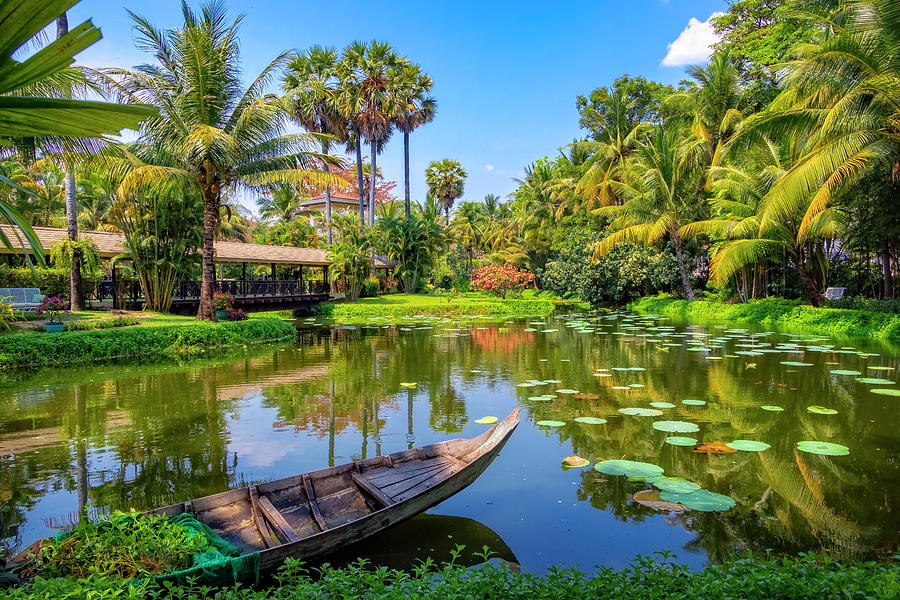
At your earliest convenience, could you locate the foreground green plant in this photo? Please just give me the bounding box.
[5,550,899,600]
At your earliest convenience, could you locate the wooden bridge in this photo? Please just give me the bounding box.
[0,226,394,314]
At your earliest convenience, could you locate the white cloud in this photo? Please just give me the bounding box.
[661,12,723,67]
[484,164,494,171]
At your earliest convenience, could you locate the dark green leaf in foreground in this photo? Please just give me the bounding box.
[659,489,736,512]
[595,459,664,478]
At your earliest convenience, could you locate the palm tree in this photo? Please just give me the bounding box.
[374,211,444,293]
[328,214,371,301]
[256,184,303,223]
[593,122,705,299]
[389,63,436,220]
[425,159,467,221]
[0,0,154,263]
[105,1,338,320]
[339,41,403,228]
[740,0,900,238]
[283,45,347,245]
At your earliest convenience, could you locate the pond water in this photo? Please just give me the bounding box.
[1,311,899,572]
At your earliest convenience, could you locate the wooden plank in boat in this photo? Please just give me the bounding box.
[391,460,469,503]
[258,495,302,543]
[249,486,277,548]
[350,472,394,508]
[302,474,328,531]
[378,463,455,499]
[363,458,452,485]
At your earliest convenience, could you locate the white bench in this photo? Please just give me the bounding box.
[0,288,44,312]
[824,287,846,300]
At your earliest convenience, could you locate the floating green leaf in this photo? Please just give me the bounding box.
[856,377,895,385]
[474,416,498,424]
[796,440,849,456]
[665,436,698,447]
[536,420,565,427]
[649,402,676,409]
[652,476,701,494]
[618,407,664,417]
[830,369,862,376]
[528,395,555,402]
[807,405,838,414]
[780,361,814,367]
[726,440,771,452]
[595,460,664,478]
[652,420,700,433]
[868,366,894,371]
[574,416,607,425]
[399,382,417,388]
[556,389,579,395]
[760,405,784,412]
[658,489,736,512]
[681,399,707,406]
[871,388,900,397]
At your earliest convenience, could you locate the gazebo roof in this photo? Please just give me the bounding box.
[0,226,392,267]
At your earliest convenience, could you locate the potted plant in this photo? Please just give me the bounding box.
[213,291,234,320]
[36,296,70,333]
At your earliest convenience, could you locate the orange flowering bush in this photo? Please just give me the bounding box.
[471,263,535,297]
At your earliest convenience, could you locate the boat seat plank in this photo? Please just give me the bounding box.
[258,495,302,543]
[391,460,469,503]
[249,486,277,549]
[302,474,329,531]
[351,472,394,508]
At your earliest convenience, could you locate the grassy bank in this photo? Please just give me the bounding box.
[629,295,900,342]
[5,553,898,599]
[0,318,296,370]
[323,293,558,321]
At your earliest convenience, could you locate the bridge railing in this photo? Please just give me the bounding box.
[93,279,330,305]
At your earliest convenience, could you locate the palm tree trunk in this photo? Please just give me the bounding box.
[323,161,333,246]
[356,138,365,226]
[672,233,695,300]
[403,130,411,220]
[369,140,377,227]
[794,248,824,307]
[198,190,218,321]
[882,242,892,298]
[64,167,84,310]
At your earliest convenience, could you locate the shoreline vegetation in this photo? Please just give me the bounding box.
[5,552,899,599]
[324,293,579,321]
[628,295,900,343]
[0,319,296,370]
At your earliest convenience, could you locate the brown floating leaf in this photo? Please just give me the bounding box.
[693,441,738,455]
[563,455,590,467]
[573,393,600,400]
[633,489,688,512]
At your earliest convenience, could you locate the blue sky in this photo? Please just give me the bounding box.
[68,0,727,215]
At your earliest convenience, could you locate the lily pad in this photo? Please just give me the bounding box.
[574,416,607,425]
[726,440,771,452]
[399,382,417,388]
[870,388,900,397]
[796,440,850,456]
[780,361,814,367]
[652,476,701,494]
[868,366,895,371]
[681,399,706,406]
[474,416,498,424]
[595,460,664,478]
[528,395,554,402]
[760,405,785,412]
[563,455,590,468]
[665,436,698,447]
[694,441,738,454]
[855,377,895,385]
[618,407,664,416]
[649,402,676,409]
[830,369,862,376]
[536,420,566,427]
[652,420,700,433]
[633,489,688,512]
[556,389,579,395]
[807,405,838,414]
[658,489,736,512]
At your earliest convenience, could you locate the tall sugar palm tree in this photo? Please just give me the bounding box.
[283,45,346,245]
[425,159,466,221]
[389,63,436,220]
[339,41,404,227]
[106,1,338,320]
[593,122,705,299]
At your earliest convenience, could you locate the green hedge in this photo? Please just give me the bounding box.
[628,295,900,342]
[5,553,898,599]
[62,316,141,332]
[0,319,296,370]
[331,298,555,321]
[0,265,100,299]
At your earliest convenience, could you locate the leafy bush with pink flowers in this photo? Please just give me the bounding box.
[34,296,70,322]
[470,264,535,297]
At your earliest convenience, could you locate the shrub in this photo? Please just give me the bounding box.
[213,291,234,311]
[0,265,101,299]
[0,296,18,331]
[0,319,295,370]
[226,308,248,321]
[34,296,69,322]
[470,263,535,297]
[360,276,380,298]
[63,316,141,332]
[310,302,335,317]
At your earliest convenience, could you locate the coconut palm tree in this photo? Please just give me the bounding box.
[339,41,404,228]
[104,1,338,320]
[593,122,706,299]
[256,184,303,223]
[283,45,347,245]
[740,0,900,238]
[389,63,436,220]
[425,159,466,221]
